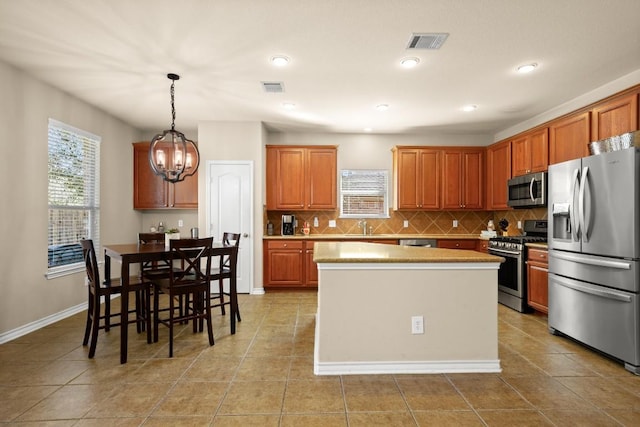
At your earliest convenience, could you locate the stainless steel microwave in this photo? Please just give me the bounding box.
[507,172,547,208]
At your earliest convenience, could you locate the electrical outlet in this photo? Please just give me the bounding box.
[517,220,522,229]
[453,220,458,228]
[411,316,424,334]
[328,220,336,228]
[404,220,409,228]
[313,217,319,227]
[178,219,183,227]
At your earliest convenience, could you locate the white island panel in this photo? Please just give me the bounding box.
[314,252,501,375]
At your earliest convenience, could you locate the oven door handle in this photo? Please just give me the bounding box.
[488,248,520,256]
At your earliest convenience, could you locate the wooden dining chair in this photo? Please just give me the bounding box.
[210,232,241,321]
[153,237,215,357]
[138,232,172,279]
[81,239,151,358]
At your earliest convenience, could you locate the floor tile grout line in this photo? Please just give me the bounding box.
[444,374,490,426]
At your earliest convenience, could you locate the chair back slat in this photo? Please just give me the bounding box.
[170,237,213,286]
[81,239,100,287]
[221,232,241,269]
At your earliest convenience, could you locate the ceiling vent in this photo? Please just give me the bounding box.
[407,33,449,50]
[261,81,285,93]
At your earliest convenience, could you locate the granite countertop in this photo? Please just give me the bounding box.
[313,241,504,264]
[263,233,488,240]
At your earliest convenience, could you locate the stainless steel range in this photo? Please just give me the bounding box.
[488,219,547,312]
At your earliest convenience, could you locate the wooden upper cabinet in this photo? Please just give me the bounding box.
[529,128,549,173]
[307,148,337,209]
[393,147,440,210]
[133,142,198,209]
[486,140,511,210]
[266,145,337,210]
[549,111,591,165]
[591,92,639,140]
[269,147,306,210]
[511,128,549,176]
[442,148,484,210]
[419,150,441,209]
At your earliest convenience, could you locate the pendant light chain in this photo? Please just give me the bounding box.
[170,79,176,131]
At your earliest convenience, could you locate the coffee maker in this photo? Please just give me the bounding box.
[281,214,295,235]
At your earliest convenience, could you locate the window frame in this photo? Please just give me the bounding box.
[46,119,101,279]
[339,169,390,219]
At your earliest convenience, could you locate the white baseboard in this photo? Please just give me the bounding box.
[314,359,502,376]
[251,287,265,295]
[0,302,87,344]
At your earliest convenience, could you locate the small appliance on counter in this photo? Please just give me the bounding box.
[281,214,295,235]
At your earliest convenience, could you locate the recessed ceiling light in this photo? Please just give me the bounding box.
[400,57,420,68]
[363,127,373,132]
[462,104,477,112]
[517,63,537,74]
[282,102,296,110]
[375,104,389,111]
[271,55,290,67]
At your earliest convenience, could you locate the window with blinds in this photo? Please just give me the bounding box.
[340,169,389,218]
[47,119,100,278]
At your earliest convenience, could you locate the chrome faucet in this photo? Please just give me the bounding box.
[358,219,367,236]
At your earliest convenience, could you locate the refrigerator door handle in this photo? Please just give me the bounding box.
[579,166,590,242]
[569,168,580,241]
[552,274,632,303]
[552,251,632,270]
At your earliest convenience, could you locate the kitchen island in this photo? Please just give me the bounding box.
[313,241,504,375]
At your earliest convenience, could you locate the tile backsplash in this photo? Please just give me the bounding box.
[265,208,547,236]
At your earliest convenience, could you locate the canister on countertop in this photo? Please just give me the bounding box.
[190,227,199,238]
[267,222,274,236]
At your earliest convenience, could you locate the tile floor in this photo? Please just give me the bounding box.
[1,291,640,426]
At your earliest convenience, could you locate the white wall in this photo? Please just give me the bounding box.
[0,61,144,338]
[495,69,640,142]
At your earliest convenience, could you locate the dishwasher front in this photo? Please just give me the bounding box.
[398,239,437,248]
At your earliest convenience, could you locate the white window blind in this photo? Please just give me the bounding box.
[47,119,101,278]
[340,169,389,218]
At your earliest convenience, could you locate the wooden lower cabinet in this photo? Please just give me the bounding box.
[437,239,477,250]
[305,243,318,286]
[475,239,489,253]
[526,247,549,313]
[263,240,305,287]
[264,239,398,289]
[264,240,323,288]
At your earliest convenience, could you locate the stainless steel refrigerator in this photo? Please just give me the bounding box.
[548,146,640,374]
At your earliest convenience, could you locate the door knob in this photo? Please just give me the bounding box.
[243,233,249,238]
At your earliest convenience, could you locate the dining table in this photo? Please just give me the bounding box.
[103,241,239,363]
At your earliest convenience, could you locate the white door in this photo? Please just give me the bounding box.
[207,161,253,293]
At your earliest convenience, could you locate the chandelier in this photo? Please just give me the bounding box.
[149,73,200,183]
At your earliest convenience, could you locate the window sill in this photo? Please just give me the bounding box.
[45,263,85,280]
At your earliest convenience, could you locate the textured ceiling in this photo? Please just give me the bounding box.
[1,0,639,135]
